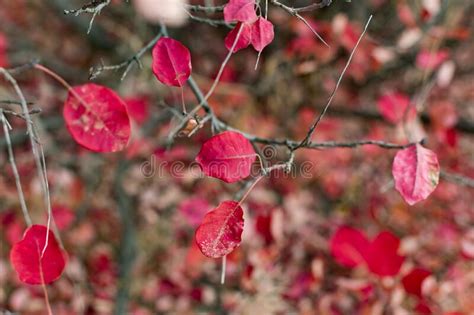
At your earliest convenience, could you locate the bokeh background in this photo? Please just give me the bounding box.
[1,0,474,314]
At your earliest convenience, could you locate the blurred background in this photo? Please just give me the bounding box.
[1,0,474,314]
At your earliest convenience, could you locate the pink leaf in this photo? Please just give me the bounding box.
[365,231,405,277]
[330,226,370,268]
[251,17,275,52]
[152,37,192,87]
[225,23,252,53]
[224,0,257,24]
[195,200,244,258]
[392,144,440,205]
[10,225,67,285]
[416,49,449,70]
[51,205,75,231]
[195,131,256,183]
[402,268,431,298]
[63,83,131,152]
[377,92,416,124]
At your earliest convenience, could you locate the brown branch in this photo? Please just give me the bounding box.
[63,0,110,15]
[0,110,32,226]
[270,0,332,13]
[293,0,333,12]
[295,15,373,150]
[89,31,163,80]
[270,0,330,46]
[315,106,474,134]
[0,100,35,106]
[440,171,474,188]
[1,108,42,120]
[185,4,225,13]
[63,0,111,34]
[187,14,232,28]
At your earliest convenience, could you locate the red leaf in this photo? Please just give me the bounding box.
[365,231,405,277]
[402,268,431,298]
[330,226,370,268]
[377,92,416,124]
[125,96,150,125]
[195,200,244,258]
[224,0,257,24]
[330,228,405,277]
[225,23,252,53]
[195,131,256,183]
[10,225,67,285]
[392,144,440,205]
[152,37,192,87]
[251,17,275,52]
[63,83,131,152]
[0,32,9,68]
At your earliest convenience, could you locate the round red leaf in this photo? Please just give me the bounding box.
[63,83,131,152]
[402,268,431,298]
[225,23,252,53]
[365,231,405,277]
[195,200,244,258]
[152,37,192,87]
[195,131,256,183]
[10,225,67,285]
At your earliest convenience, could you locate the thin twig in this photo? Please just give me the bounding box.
[295,15,373,149]
[7,59,40,75]
[90,31,163,80]
[0,67,54,255]
[0,100,35,106]
[440,171,474,188]
[187,14,232,28]
[1,108,42,121]
[0,109,32,226]
[64,0,111,34]
[221,256,227,284]
[293,0,332,12]
[270,0,330,46]
[185,4,225,13]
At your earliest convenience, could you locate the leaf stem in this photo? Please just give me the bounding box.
[220,256,227,284]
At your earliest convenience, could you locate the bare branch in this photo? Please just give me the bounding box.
[0,67,54,250]
[185,4,225,13]
[63,0,110,15]
[187,14,232,28]
[0,100,35,106]
[1,108,42,121]
[64,0,111,34]
[0,109,32,226]
[293,0,332,13]
[270,0,332,46]
[89,31,163,80]
[295,15,373,150]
